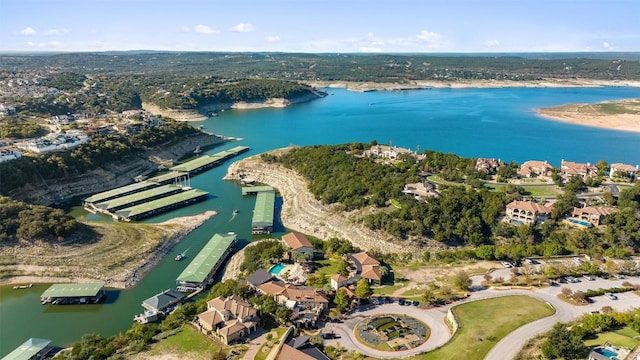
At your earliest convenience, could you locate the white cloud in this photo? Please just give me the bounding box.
[603,41,614,50]
[27,42,35,47]
[266,35,280,42]
[44,28,68,36]
[181,25,190,32]
[484,39,500,47]
[415,30,440,42]
[358,46,382,52]
[19,27,37,36]
[38,41,63,48]
[231,23,255,33]
[194,24,218,35]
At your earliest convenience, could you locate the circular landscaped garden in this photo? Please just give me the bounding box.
[355,315,430,351]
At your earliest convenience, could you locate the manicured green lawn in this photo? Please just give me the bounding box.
[584,326,640,349]
[255,327,287,360]
[390,199,402,209]
[373,283,409,295]
[410,295,555,360]
[144,325,227,358]
[315,259,341,277]
[428,175,561,198]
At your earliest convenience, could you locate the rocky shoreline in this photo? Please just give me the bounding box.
[143,90,327,121]
[224,149,426,258]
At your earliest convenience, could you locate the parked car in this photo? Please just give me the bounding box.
[524,258,535,265]
[573,257,583,264]
[565,276,580,283]
[398,298,406,305]
[604,292,618,300]
[412,300,420,306]
[613,274,625,280]
[583,275,596,281]
[501,261,513,268]
[548,280,559,286]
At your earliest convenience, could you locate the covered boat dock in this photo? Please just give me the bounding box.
[40,282,105,305]
[176,233,237,291]
[115,189,209,221]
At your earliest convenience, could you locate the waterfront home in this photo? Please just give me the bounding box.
[560,160,598,180]
[348,252,382,285]
[282,232,314,260]
[518,160,553,178]
[257,281,329,310]
[609,163,638,182]
[570,206,617,226]
[15,133,90,154]
[402,182,439,199]
[475,158,502,174]
[245,268,274,290]
[505,200,552,225]
[2,338,52,360]
[363,144,426,162]
[587,345,631,360]
[197,295,260,345]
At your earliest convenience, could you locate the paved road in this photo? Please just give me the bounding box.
[322,275,640,360]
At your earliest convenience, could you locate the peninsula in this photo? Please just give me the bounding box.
[538,98,640,133]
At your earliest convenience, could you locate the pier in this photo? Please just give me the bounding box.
[251,189,275,234]
[40,282,105,305]
[92,184,186,212]
[176,233,237,291]
[83,171,187,205]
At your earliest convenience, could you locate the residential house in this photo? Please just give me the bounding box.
[475,158,502,174]
[610,163,638,182]
[277,335,330,360]
[560,160,598,180]
[196,295,260,345]
[518,160,553,178]
[282,232,314,260]
[348,252,382,285]
[0,148,21,163]
[330,274,349,291]
[257,281,329,310]
[363,145,426,162]
[402,182,438,199]
[571,206,617,226]
[505,200,552,225]
[245,268,273,290]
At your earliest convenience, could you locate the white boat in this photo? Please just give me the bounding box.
[232,209,238,215]
[13,283,33,290]
[175,253,185,261]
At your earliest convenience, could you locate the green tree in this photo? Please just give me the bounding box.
[275,307,292,326]
[540,323,587,359]
[355,278,373,299]
[475,245,495,260]
[453,270,472,291]
[334,288,350,313]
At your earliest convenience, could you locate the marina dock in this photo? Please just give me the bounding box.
[40,282,105,305]
[92,184,186,212]
[170,146,249,174]
[83,171,186,205]
[176,233,237,292]
[250,188,275,234]
[115,189,209,221]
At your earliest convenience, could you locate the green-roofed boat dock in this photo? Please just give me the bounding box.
[82,171,187,205]
[241,185,275,196]
[40,282,105,305]
[115,188,209,221]
[176,233,237,292]
[2,338,53,360]
[170,146,249,174]
[91,184,186,212]
[251,190,275,234]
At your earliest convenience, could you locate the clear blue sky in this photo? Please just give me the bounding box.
[1,0,638,53]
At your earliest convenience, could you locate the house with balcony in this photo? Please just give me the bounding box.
[475,158,502,174]
[560,160,598,180]
[518,160,553,178]
[282,232,314,260]
[570,206,617,226]
[505,200,552,225]
[257,281,329,310]
[609,163,638,182]
[196,295,260,345]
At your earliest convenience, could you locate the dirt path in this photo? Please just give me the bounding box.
[0,211,216,288]
[225,150,421,256]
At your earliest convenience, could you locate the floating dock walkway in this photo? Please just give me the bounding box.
[176,233,237,292]
[92,184,186,212]
[83,171,186,205]
[40,282,105,305]
[170,146,249,174]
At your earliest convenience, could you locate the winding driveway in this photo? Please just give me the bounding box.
[323,275,640,359]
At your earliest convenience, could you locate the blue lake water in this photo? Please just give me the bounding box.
[1,87,639,356]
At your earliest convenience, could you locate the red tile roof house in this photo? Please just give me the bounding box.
[475,158,503,174]
[196,295,260,345]
[347,252,382,286]
[570,206,617,226]
[257,281,329,310]
[609,163,639,182]
[282,232,314,260]
[560,160,599,180]
[517,160,553,178]
[505,200,552,225]
[330,274,349,291]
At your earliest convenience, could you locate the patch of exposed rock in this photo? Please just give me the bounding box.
[224,149,425,258]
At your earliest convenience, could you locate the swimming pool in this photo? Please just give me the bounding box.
[269,263,286,275]
[568,218,591,227]
[593,347,619,359]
